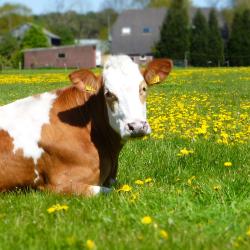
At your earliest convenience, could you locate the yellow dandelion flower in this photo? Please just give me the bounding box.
[145,178,153,183]
[117,184,132,192]
[213,185,222,191]
[187,176,196,186]
[135,180,144,185]
[224,162,233,167]
[159,229,169,240]
[129,192,139,203]
[178,148,194,157]
[86,239,96,250]
[246,227,250,237]
[47,204,69,214]
[141,216,153,225]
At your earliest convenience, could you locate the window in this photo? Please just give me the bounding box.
[58,53,66,58]
[142,27,152,34]
[121,27,131,35]
[139,55,147,61]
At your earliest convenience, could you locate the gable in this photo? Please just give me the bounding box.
[111,8,167,55]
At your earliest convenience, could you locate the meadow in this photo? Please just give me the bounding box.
[0,67,249,250]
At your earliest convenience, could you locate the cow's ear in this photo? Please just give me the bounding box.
[69,69,98,93]
[143,59,173,85]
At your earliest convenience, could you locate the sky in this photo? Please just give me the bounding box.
[0,0,230,14]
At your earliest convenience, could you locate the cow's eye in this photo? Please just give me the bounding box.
[140,85,147,95]
[105,91,117,100]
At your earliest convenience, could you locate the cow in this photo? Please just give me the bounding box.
[0,55,172,196]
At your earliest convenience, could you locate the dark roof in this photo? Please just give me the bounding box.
[111,8,167,55]
[12,23,60,40]
[111,7,226,56]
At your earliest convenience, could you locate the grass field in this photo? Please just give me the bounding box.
[0,67,249,250]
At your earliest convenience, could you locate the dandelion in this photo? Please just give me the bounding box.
[246,227,250,237]
[145,178,153,183]
[117,184,132,192]
[86,239,96,250]
[159,229,169,240]
[178,148,194,157]
[213,185,222,191]
[141,216,153,225]
[187,176,196,186]
[135,180,144,185]
[47,204,68,214]
[129,192,139,203]
[224,161,232,167]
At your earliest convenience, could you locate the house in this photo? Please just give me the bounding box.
[24,45,96,69]
[111,8,227,64]
[111,8,167,64]
[12,23,61,46]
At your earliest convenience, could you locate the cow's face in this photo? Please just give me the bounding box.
[69,55,172,140]
[103,55,172,139]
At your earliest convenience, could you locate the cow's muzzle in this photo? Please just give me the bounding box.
[126,121,151,137]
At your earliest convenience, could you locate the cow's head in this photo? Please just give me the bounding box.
[69,55,172,139]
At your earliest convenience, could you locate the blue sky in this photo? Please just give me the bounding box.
[0,0,229,14]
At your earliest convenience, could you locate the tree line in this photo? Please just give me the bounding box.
[0,0,250,68]
[155,0,250,66]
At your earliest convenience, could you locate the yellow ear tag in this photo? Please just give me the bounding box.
[84,85,96,93]
[150,75,160,85]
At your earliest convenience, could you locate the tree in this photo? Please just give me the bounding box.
[0,33,19,59]
[21,26,49,49]
[231,0,250,9]
[207,9,224,66]
[154,0,189,60]
[101,0,144,12]
[147,0,172,7]
[228,10,250,66]
[0,4,32,34]
[227,12,244,66]
[240,9,250,65]
[190,10,209,66]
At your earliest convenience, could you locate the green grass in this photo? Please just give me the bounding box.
[0,68,249,250]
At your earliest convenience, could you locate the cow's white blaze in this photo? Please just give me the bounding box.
[0,92,57,164]
[103,55,150,138]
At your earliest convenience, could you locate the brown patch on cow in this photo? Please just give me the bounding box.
[139,81,147,104]
[0,130,36,191]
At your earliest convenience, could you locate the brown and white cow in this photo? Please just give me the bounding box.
[0,55,172,196]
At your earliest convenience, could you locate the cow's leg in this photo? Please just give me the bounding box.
[39,183,111,196]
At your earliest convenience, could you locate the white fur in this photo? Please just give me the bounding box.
[0,92,57,164]
[103,55,150,138]
[90,185,111,195]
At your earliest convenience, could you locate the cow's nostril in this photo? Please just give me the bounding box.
[127,122,136,131]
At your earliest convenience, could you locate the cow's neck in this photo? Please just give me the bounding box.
[83,86,123,184]
[56,84,123,184]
